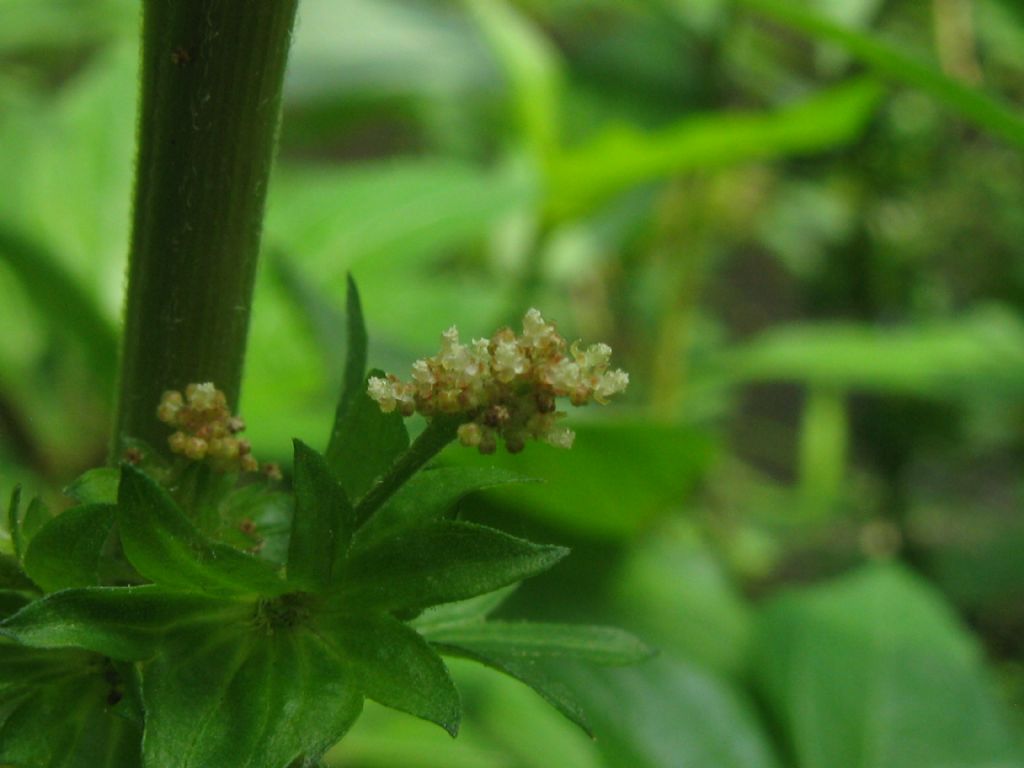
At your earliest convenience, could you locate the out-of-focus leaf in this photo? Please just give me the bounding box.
[0,0,133,52]
[611,520,752,676]
[265,160,536,278]
[465,0,563,161]
[356,466,534,548]
[549,78,883,217]
[447,421,715,538]
[268,251,348,384]
[0,226,118,393]
[6,486,23,561]
[316,611,460,736]
[288,440,356,590]
[425,621,653,665]
[23,504,115,592]
[0,643,141,767]
[797,385,848,516]
[555,657,781,768]
[738,0,1024,151]
[117,466,287,598]
[286,0,497,102]
[725,310,1024,398]
[753,565,1024,768]
[343,521,568,611]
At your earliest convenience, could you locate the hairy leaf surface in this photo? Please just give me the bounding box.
[342,521,568,611]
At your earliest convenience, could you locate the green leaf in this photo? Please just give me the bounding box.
[117,465,287,597]
[1,585,237,661]
[753,565,1023,768]
[341,274,368,432]
[0,643,142,768]
[0,553,33,592]
[737,0,1024,151]
[288,439,356,590]
[446,421,714,538]
[465,0,562,161]
[552,658,780,768]
[725,312,1024,399]
[325,369,409,503]
[216,485,293,566]
[0,589,31,620]
[352,414,463,529]
[7,485,22,561]
[268,250,348,384]
[315,611,460,736]
[20,496,51,549]
[141,619,363,768]
[412,585,519,634]
[356,466,534,548]
[423,622,653,666]
[0,225,119,393]
[342,521,568,611]
[64,466,120,507]
[435,644,592,737]
[549,78,882,217]
[23,503,115,592]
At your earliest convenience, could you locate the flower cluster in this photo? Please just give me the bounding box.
[368,309,628,454]
[157,383,279,477]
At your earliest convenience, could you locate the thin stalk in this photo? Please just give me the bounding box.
[113,0,298,457]
[353,415,463,528]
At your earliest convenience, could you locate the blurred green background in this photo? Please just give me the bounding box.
[2,0,1024,766]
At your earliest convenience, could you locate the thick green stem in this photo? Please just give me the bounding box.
[113,0,298,457]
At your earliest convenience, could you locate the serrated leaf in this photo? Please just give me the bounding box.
[326,369,409,503]
[65,467,121,505]
[412,585,519,634]
[141,619,363,768]
[342,521,568,611]
[117,465,287,597]
[356,466,535,548]
[423,622,653,666]
[23,503,115,592]
[435,643,592,737]
[288,440,356,591]
[0,643,142,767]
[315,611,460,736]
[1,585,238,661]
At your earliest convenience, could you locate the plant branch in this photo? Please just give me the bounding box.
[113,0,298,458]
[353,415,463,528]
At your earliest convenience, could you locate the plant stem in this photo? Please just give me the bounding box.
[113,0,298,457]
[353,415,463,528]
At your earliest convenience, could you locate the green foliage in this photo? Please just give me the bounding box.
[737,0,1024,151]
[753,566,1023,768]
[0,284,647,767]
[5,1,1024,766]
[23,503,114,592]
